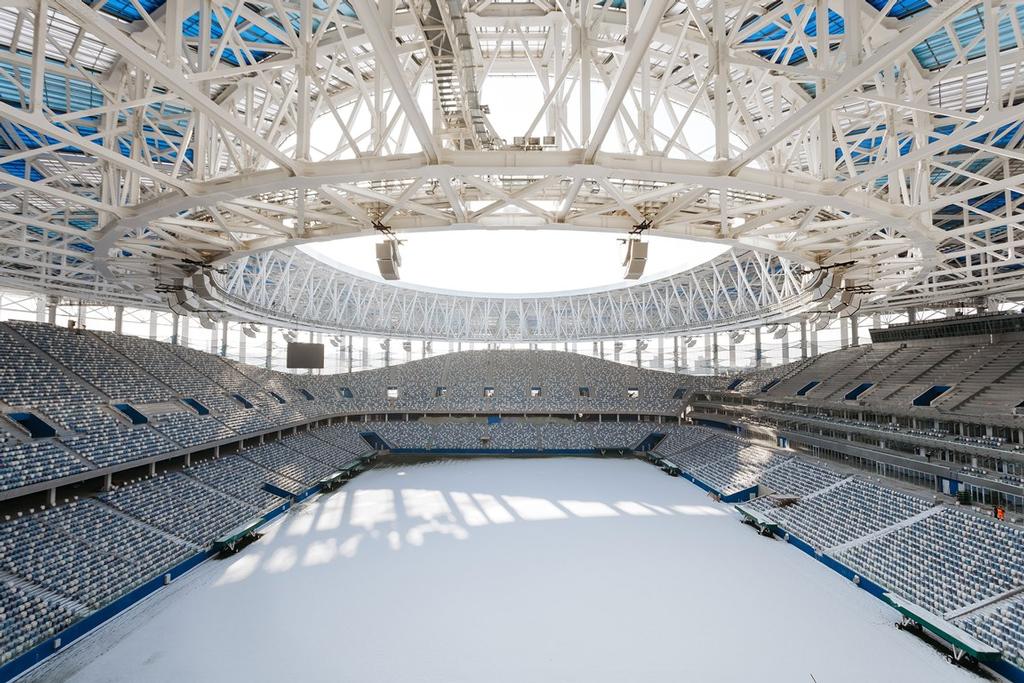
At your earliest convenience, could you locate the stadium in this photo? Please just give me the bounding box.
[1,0,1024,679]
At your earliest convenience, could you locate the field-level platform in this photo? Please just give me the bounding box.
[24,458,980,683]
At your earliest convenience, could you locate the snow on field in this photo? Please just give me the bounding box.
[25,457,980,683]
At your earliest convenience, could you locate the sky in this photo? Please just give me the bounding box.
[302,230,729,294]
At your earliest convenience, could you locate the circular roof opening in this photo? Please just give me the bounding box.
[300,230,730,295]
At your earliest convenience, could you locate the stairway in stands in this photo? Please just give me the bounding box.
[952,342,1024,414]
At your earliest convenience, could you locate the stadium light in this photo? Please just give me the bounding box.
[376,240,401,280]
[374,222,402,280]
[622,238,648,280]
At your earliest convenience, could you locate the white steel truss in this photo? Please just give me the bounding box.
[0,0,1022,340]
[212,246,814,340]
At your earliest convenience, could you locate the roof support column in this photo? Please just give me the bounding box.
[713,0,728,160]
[265,324,273,368]
[30,0,46,112]
[578,0,590,146]
[816,0,831,178]
[755,326,763,368]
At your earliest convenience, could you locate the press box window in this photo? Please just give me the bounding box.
[386,387,399,399]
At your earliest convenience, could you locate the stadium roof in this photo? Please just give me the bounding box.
[1,0,1022,340]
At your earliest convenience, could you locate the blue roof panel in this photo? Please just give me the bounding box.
[914,5,1024,70]
[87,0,167,22]
[864,0,932,19]
[740,7,844,66]
[0,62,105,114]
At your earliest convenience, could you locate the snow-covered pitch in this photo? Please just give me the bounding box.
[26,458,978,683]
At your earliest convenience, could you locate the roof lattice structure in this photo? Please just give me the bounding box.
[1,0,1022,339]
